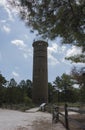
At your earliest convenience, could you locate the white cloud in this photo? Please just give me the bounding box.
[72,62,85,66]
[0,0,18,21]
[48,43,66,54]
[0,0,6,7]
[11,40,27,48]
[0,20,7,23]
[61,58,72,66]
[48,54,59,66]
[48,43,59,66]
[0,0,13,21]
[3,25,11,33]
[48,42,67,66]
[61,46,66,52]
[48,43,58,54]
[66,46,82,57]
[12,71,19,77]
[11,39,32,59]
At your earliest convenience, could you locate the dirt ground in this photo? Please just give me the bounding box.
[0,108,66,130]
[68,114,85,130]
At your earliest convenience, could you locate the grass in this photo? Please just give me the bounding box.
[69,114,85,130]
[1,103,35,112]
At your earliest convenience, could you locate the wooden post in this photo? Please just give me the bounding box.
[65,103,69,130]
[57,106,59,121]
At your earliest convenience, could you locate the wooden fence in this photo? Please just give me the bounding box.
[53,104,85,130]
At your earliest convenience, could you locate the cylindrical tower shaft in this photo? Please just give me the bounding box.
[32,40,48,104]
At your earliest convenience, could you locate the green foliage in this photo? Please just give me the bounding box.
[0,70,84,107]
[9,78,17,87]
[80,86,85,103]
[0,73,7,106]
[53,73,74,91]
[24,95,32,105]
[0,72,33,108]
[9,0,85,46]
[53,73,79,103]
[0,73,7,86]
[53,76,62,90]
[71,67,85,103]
[48,82,58,103]
[19,79,32,98]
[65,54,85,63]
[71,67,85,86]
[8,0,85,63]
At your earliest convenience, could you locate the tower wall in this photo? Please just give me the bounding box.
[32,40,48,104]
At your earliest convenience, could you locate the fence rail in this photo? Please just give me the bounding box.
[68,108,85,114]
[52,104,85,130]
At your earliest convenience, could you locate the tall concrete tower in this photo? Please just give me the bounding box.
[32,40,48,104]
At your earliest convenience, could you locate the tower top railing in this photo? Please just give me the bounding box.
[33,36,48,42]
[33,39,48,47]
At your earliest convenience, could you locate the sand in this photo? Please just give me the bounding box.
[0,108,66,130]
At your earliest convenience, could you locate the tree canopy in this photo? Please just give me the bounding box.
[53,73,74,90]
[71,67,85,103]
[0,73,7,87]
[71,66,85,87]
[53,73,79,103]
[9,0,85,63]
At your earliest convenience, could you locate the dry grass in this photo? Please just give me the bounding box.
[59,113,85,130]
[69,114,85,130]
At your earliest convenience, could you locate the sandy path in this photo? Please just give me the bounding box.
[0,109,66,130]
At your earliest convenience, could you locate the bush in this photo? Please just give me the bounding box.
[24,96,32,105]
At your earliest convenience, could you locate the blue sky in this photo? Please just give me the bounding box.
[0,0,84,83]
